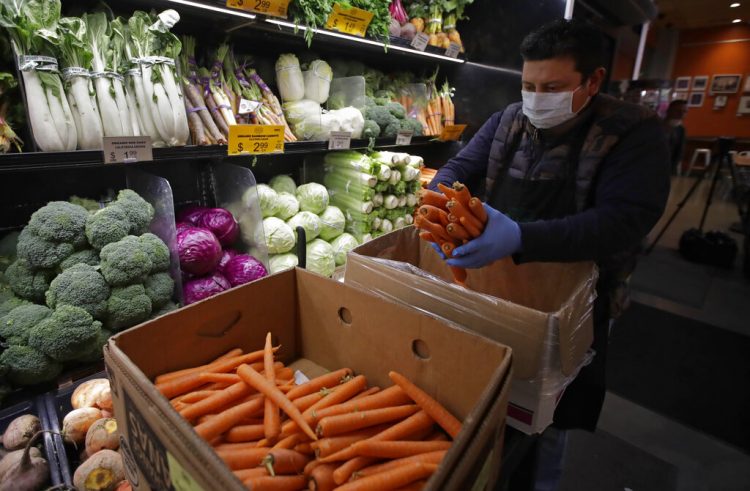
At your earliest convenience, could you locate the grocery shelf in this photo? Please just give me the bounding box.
[0,136,445,173]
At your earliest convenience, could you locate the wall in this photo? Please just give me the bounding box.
[672,25,750,138]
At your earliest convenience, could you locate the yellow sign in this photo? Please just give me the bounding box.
[226,0,290,18]
[325,3,373,37]
[167,452,203,491]
[439,124,467,142]
[228,125,285,155]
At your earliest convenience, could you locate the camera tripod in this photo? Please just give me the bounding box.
[646,137,745,254]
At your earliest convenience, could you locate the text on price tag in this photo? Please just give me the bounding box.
[325,4,373,37]
[328,131,352,150]
[228,125,285,155]
[103,136,153,164]
[238,98,261,115]
[396,130,413,146]
[439,124,467,141]
[226,0,290,18]
[411,32,429,51]
[445,42,461,58]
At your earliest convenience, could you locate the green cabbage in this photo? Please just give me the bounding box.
[296,183,329,214]
[269,175,298,195]
[318,206,346,241]
[275,192,300,221]
[305,239,335,277]
[330,233,359,266]
[263,217,296,254]
[255,184,279,218]
[287,211,321,242]
[269,253,299,274]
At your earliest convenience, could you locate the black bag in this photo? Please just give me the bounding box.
[679,228,738,269]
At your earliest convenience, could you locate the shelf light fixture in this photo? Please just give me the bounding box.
[730,3,740,8]
[167,0,257,20]
[264,18,465,63]
[733,18,742,23]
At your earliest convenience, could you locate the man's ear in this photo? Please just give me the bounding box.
[587,67,607,95]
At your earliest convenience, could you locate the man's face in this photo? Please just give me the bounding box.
[521,56,604,113]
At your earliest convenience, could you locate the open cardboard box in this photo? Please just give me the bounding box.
[345,227,597,433]
[104,268,512,491]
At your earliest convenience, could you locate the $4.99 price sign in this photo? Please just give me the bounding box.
[226,0,290,18]
[325,3,373,37]
[228,125,285,155]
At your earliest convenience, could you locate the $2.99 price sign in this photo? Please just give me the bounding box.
[325,3,373,37]
[225,0,290,18]
[228,125,285,156]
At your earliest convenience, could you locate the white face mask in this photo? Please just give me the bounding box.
[521,85,589,129]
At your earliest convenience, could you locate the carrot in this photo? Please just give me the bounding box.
[418,231,437,243]
[237,364,318,441]
[441,242,456,258]
[295,442,313,454]
[155,348,275,385]
[437,210,450,227]
[179,381,254,422]
[414,215,450,242]
[389,371,462,438]
[309,463,337,491]
[293,390,330,412]
[304,459,324,477]
[450,265,467,286]
[225,424,266,443]
[351,440,452,459]
[312,425,390,459]
[355,451,447,479]
[261,448,309,476]
[446,199,482,231]
[234,468,269,481]
[459,216,482,238]
[394,480,427,491]
[198,373,242,384]
[446,222,470,241]
[273,433,303,450]
[286,368,352,401]
[451,182,471,207]
[427,431,449,441]
[215,447,271,470]
[215,442,264,451]
[468,197,488,224]
[352,387,380,400]
[176,390,220,404]
[313,386,412,421]
[437,183,460,202]
[216,348,244,361]
[275,367,294,380]
[336,462,437,491]
[263,333,281,443]
[417,189,449,208]
[317,405,419,438]
[447,213,459,224]
[333,457,378,485]
[243,475,306,490]
[154,348,243,383]
[417,205,444,223]
[194,396,265,441]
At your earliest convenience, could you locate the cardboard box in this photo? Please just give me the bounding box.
[105,268,512,491]
[345,227,597,433]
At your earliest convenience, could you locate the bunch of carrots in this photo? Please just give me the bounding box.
[156,333,462,490]
[419,168,438,188]
[414,182,488,286]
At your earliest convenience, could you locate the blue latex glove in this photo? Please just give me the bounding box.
[429,241,446,259]
[446,203,522,269]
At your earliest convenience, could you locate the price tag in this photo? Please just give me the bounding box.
[328,131,352,150]
[411,32,429,51]
[445,42,461,58]
[103,136,153,164]
[238,98,261,115]
[396,130,413,146]
[226,0,290,18]
[228,125,285,155]
[325,4,373,37]
[439,124,467,142]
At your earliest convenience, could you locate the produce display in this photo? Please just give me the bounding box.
[176,206,267,305]
[414,182,488,286]
[0,2,189,151]
[0,190,176,398]
[0,72,22,153]
[156,336,459,490]
[0,413,51,490]
[398,0,473,51]
[289,0,392,45]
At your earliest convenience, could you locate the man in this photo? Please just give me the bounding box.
[429,19,670,489]
[663,99,688,174]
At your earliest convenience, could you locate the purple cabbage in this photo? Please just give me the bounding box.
[223,254,268,287]
[177,206,209,225]
[177,227,222,276]
[217,249,238,273]
[175,221,193,235]
[183,272,231,305]
[200,208,239,246]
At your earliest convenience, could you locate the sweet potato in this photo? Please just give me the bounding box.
[72,379,111,410]
[85,419,119,456]
[73,449,124,491]
[0,431,49,491]
[63,408,103,445]
[2,415,41,451]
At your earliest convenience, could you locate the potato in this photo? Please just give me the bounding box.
[2,415,41,451]
[73,449,124,491]
[85,419,119,456]
[0,446,49,491]
[71,379,111,410]
[63,408,103,445]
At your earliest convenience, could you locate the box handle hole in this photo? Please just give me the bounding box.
[338,307,352,325]
[412,339,431,360]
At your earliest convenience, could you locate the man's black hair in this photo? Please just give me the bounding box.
[520,19,607,80]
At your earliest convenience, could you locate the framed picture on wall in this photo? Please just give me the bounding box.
[675,77,691,91]
[710,74,742,94]
[738,96,750,115]
[743,75,750,94]
[692,76,708,91]
[673,91,689,101]
[688,91,705,108]
[714,95,728,109]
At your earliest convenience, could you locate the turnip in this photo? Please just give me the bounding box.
[389,18,402,37]
[63,407,103,445]
[0,431,50,491]
[73,449,124,491]
[2,415,41,451]
[85,419,119,456]
[400,22,417,41]
[71,379,110,410]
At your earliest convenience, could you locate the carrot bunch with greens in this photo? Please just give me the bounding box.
[154,335,463,490]
[415,181,488,286]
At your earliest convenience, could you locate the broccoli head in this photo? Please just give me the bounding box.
[28,304,103,362]
[116,189,155,235]
[0,231,19,273]
[0,295,30,317]
[139,233,170,273]
[59,248,99,271]
[46,263,110,320]
[383,122,402,139]
[106,284,152,331]
[99,236,153,286]
[144,272,174,309]
[68,195,101,212]
[27,201,89,247]
[363,120,381,138]
[85,205,131,250]
[374,97,390,106]
[77,328,112,363]
[5,259,54,302]
[17,228,75,269]
[0,345,63,386]
[0,304,52,345]
[400,118,424,136]
[152,301,178,318]
[364,96,377,109]
[385,102,406,119]
[365,106,399,130]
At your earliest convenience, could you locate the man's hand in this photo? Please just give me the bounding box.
[446,204,522,269]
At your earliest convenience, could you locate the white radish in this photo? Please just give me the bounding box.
[20,70,65,151]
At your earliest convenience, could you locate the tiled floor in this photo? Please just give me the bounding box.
[562,175,750,491]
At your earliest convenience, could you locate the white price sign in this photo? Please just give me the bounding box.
[396,130,413,146]
[103,136,153,164]
[445,42,461,58]
[328,131,352,150]
[411,32,429,52]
